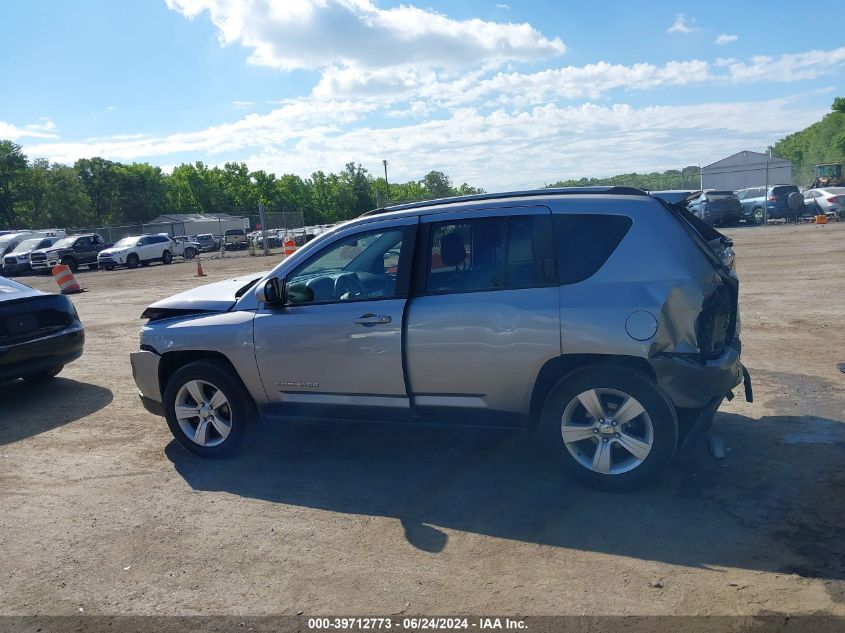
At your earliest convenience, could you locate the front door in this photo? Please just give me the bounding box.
[253,216,417,422]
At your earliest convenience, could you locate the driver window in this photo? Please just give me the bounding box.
[286,228,405,305]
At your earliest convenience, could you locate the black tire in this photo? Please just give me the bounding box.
[163,359,252,457]
[183,247,197,260]
[162,250,172,265]
[539,365,678,492]
[60,257,77,273]
[22,365,63,383]
[752,207,765,225]
[105,265,115,271]
[127,253,140,269]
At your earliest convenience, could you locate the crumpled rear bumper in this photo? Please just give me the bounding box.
[649,343,747,409]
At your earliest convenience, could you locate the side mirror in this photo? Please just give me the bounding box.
[255,277,285,304]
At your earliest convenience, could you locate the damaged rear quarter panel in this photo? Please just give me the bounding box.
[556,198,722,359]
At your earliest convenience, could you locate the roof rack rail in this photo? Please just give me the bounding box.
[360,186,648,217]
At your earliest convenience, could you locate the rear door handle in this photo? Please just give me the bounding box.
[353,313,391,326]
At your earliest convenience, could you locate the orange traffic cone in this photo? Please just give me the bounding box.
[196,256,206,277]
[51,264,84,294]
[284,239,296,258]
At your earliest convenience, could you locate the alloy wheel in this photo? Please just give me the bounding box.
[174,379,233,447]
[560,388,654,475]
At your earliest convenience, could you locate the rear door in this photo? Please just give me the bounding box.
[253,216,417,422]
[404,206,560,427]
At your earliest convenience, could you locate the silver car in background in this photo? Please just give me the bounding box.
[130,187,750,491]
[803,187,845,218]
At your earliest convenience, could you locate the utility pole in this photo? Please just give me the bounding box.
[382,159,390,205]
[258,203,268,256]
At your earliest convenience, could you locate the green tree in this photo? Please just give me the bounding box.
[41,164,92,228]
[421,170,453,198]
[0,140,28,228]
[115,162,167,224]
[75,157,118,225]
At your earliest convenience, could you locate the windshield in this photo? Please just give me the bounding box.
[113,237,139,248]
[10,238,44,254]
[51,237,77,249]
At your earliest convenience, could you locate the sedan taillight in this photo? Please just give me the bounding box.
[827,196,840,204]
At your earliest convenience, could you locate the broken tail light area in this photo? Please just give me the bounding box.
[696,283,733,360]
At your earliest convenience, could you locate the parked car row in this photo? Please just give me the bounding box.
[653,184,809,227]
[2,232,202,276]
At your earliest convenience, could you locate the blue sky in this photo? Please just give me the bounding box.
[1,0,842,189]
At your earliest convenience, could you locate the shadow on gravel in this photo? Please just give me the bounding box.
[167,408,845,584]
[0,377,113,445]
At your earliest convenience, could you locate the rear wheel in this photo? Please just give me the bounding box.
[163,360,251,457]
[22,365,63,383]
[540,365,678,492]
[162,250,172,265]
[127,253,140,269]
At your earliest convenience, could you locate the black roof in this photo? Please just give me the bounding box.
[362,186,648,217]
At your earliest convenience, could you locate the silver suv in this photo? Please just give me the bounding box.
[130,187,751,491]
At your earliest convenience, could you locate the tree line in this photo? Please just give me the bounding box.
[0,141,483,231]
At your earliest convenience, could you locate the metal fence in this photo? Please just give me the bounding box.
[71,217,251,243]
[243,211,305,232]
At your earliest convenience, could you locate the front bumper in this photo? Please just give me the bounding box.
[30,257,59,271]
[130,350,163,416]
[2,260,31,276]
[0,324,85,382]
[649,343,747,409]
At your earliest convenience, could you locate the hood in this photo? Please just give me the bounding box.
[142,272,267,320]
[99,247,128,256]
[0,277,45,301]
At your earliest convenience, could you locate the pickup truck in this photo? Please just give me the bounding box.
[224,229,248,250]
[30,234,110,273]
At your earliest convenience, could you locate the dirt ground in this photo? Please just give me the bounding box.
[1,223,844,618]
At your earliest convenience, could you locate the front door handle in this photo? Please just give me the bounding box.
[353,313,391,326]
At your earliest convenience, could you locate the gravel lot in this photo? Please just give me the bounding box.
[1,223,844,617]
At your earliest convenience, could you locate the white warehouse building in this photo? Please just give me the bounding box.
[701,151,793,191]
[148,213,249,237]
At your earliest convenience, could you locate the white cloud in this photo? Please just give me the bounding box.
[495,3,510,9]
[232,100,255,109]
[22,94,825,190]
[715,33,738,45]
[667,14,698,34]
[0,118,59,141]
[165,0,565,75]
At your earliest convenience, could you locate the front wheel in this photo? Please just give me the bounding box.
[162,250,172,265]
[540,365,678,492]
[183,247,197,260]
[127,253,140,269]
[60,257,78,273]
[163,359,252,457]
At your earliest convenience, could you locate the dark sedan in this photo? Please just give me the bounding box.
[0,277,84,383]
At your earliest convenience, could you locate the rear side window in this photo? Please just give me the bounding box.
[426,216,548,294]
[552,214,632,284]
